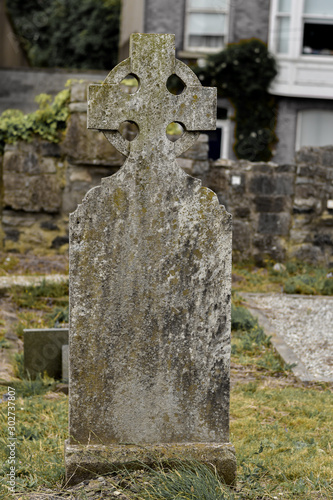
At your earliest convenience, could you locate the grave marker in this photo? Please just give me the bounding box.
[65,33,235,485]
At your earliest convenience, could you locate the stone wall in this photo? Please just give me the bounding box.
[0,81,209,255]
[1,81,332,265]
[202,150,333,266]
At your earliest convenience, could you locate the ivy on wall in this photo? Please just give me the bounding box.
[196,39,278,162]
[6,0,120,70]
[0,89,70,155]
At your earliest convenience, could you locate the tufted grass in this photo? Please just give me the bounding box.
[0,380,331,499]
[232,259,333,295]
[0,273,332,498]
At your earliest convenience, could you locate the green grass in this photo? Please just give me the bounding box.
[0,273,332,498]
[233,260,333,295]
[1,382,331,499]
[0,391,67,496]
[11,280,69,310]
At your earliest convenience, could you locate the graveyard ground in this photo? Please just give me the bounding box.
[0,254,332,499]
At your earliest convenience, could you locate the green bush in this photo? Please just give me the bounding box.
[0,88,69,153]
[197,39,278,162]
[7,0,120,70]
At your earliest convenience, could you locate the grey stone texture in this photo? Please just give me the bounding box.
[203,151,333,265]
[144,0,185,52]
[66,34,234,484]
[273,97,333,165]
[0,67,107,114]
[1,68,332,266]
[229,0,270,44]
[62,344,69,382]
[24,328,69,379]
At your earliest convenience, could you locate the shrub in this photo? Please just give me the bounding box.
[197,39,278,162]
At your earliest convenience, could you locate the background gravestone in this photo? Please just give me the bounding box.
[65,33,235,485]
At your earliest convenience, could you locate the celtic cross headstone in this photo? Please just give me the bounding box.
[65,33,235,485]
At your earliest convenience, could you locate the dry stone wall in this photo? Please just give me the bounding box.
[0,81,332,265]
[202,150,333,266]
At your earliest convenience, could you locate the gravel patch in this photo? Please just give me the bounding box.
[242,293,333,381]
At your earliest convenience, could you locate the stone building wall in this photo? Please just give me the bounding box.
[202,150,333,266]
[0,81,332,265]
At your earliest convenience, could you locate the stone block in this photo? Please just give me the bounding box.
[234,206,251,218]
[62,344,69,382]
[61,113,125,166]
[254,196,288,213]
[70,82,88,103]
[232,220,251,252]
[313,233,333,247]
[258,213,290,236]
[40,141,61,157]
[253,235,286,262]
[289,244,323,263]
[295,147,321,165]
[275,164,296,173]
[65,442,236,486]
[3,173,62,213]
[24,328,69,379]
[250,175,275,195]
[321,147,333,167]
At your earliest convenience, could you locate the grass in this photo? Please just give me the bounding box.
[0,267,332,498]
[4,280,69,340]
[1,378,331,499]
[233,260,333,295]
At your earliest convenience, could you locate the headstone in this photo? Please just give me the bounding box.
[65,33,235,485]
[62,344,69,382]
[24,328,68,379]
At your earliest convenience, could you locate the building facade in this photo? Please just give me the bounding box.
[119,0,333,164]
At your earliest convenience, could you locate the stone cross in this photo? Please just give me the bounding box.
[65,33,235,485]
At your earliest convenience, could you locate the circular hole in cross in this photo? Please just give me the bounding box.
[119,74,140,94]
[119,121,139,141]
[166,74,186,95]
[166,122,184,142]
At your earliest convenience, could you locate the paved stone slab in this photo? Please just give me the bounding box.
[242,293,333,383]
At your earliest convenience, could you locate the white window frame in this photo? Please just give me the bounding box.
[216,119,230,159]
[184,0,229,53]
[269,0,333,60]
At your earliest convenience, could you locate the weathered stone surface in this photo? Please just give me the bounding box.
[60,113,125,166]
[62,344,69,382]
[24,328,69,379]
[65,442,236,486]
[258,213,290,235]
[3,172,62,213]
[66,34,233,484]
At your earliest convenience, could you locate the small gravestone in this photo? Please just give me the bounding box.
[65,33,235,485]
[24,328,68,379]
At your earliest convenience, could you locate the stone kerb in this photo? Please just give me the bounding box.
[65,33,235,485]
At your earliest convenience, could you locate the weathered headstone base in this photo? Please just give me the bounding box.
[64,441,236,486]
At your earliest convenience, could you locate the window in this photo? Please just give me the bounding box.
[270,0,333,57]
[184,0,228,52]
[303,0,333,55]
[296,110,333,149]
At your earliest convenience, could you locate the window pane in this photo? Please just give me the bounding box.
[304,0,333,15]
[298,110,333,148]
[189,0,228,9]
[189,34,224,48]
[277,16,290,53]
[303,22,333,55]
[188,13,225,35]
[278,0,291,13]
